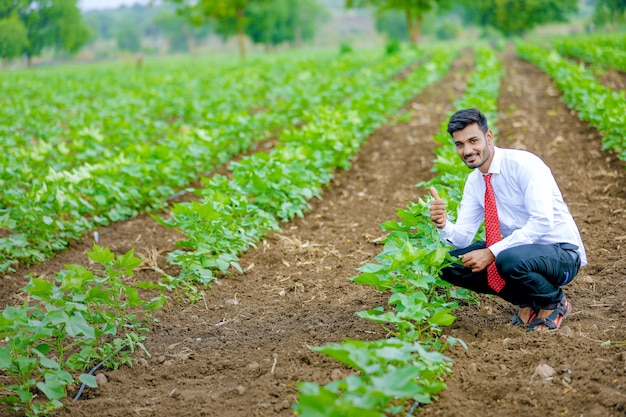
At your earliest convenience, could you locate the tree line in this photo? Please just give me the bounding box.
[0,0,624,66]
[0,0,90,66]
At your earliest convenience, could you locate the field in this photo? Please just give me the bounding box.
[2,40,626,417]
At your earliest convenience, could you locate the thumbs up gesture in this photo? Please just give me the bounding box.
[429,187,447,229]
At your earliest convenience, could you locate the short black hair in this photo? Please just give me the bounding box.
[447,108,488,137]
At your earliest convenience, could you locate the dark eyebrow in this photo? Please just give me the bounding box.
[455,135,481,144]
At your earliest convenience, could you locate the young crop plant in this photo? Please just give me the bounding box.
[0,245,165,416]
[297,338,453,417]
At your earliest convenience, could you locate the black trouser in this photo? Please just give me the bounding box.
[441,241,581,308]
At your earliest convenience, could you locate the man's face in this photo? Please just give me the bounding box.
[452,123,494,172]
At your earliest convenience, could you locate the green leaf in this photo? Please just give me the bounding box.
[351,271,392,290]
[38,355,60,370]
[34,343,52,355]
[15,356,38,374]
[79,373,98,388]
[446,336,468,350]
[1,305,27,321]
[88,244,115,265]
[15,386,34,402]
[123,287,143,307]
[370,365,425,398]
[115,248,142,275]
[296,381,384,417]
[0,394,20,404]
[146,295,166,311]
[86,287,111,301]
[25,278,55,300]
[102,321,118,336]
[37,378,67,401]
[356,308,402,324]
[134,281,159,290]
[0,346,12,368]
[428,309,456,327]
[66,313,96,339]
[60,265,94,291]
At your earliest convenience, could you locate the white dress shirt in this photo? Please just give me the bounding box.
[438,146,587,266]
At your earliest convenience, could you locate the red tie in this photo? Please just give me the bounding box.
[484,174,506,293]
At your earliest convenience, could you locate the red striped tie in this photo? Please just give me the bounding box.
[484,174,506,293]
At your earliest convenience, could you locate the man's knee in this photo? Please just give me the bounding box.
[495,247,527,276]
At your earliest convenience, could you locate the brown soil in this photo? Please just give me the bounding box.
[573,59,626,92]
[3,50,626,417]
[596,67,626,92]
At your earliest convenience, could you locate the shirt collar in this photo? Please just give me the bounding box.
[487,146,502,175]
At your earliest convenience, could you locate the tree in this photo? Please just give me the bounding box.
[116,27,141,53]
[593,0,626,29]
[244,0,327,48]
[0,14,29,66]
[0,0,90,66]
[289,0,328,45]
[245,0,290,48]
[167,0,269,58]
[152,9,212,53]
[346,0,451,45]
[51,0,91,54]
[154,11,188,52]
[458,0,579,37]
[374,9,410,42]
[83,12,117,41]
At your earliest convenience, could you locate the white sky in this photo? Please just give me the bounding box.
[79,0,152,11]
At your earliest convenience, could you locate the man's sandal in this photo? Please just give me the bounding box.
[510,304,537,326]
[527,297,571,332]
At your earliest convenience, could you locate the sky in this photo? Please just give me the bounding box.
[79,0,151,11]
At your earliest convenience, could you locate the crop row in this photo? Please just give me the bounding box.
[553,35,626,73]
[2,51,380,183]
[294,44,504,416]
[0,50,421,272]
[564,32,626,50]
[517,42,626,162]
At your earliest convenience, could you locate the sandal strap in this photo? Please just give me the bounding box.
[528,316,558,330]
[527,299,571,331]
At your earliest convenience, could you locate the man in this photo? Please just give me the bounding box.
[429,108,586,331]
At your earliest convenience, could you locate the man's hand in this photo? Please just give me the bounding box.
[460,248,496,273]
[429,187,447,229]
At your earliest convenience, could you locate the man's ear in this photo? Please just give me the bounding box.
[486,129,494,143]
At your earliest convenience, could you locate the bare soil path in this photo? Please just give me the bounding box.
[2,50,625,417]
